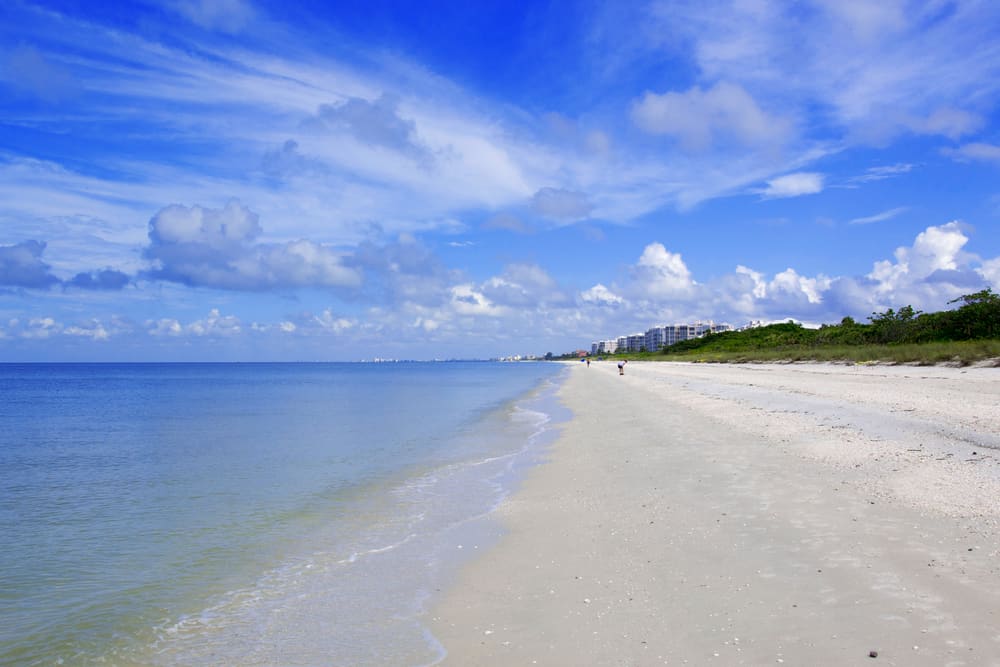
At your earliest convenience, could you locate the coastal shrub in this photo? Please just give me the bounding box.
[942,289,1000,340]
[588,289,1000,364]
[600,290,1000,365]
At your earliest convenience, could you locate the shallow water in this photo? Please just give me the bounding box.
[0,362,566,665]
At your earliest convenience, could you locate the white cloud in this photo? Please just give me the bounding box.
[146,310,242,337]
[942,142,1000,163]
[312,310,355,334]
[449,284,505,317]
[482,264,565,308]
[647,1,1000,147]
[146,201,361,290]
[305,94,431,165]
[632,243,696,297]
[867,221,970,294]
[64,320,110,341]
[580,283,624,306]
[735,265,767,299]
[187,309,242,337]
[21,317,60,339]
[768,268,830,304]
[758,172,824,199]
[849,206,908,225]
[911,107,981,140]
[849,163,914,184]
[979,258,1000,287]
[631,81,791,150]
[148,319,183,337]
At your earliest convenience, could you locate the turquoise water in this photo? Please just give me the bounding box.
[0,362,566,665]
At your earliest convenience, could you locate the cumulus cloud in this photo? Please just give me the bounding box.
[310,310,355,334]
[867,221,971,295]
[758,172,824,199]
[147,309,242,337]
[768,268,830,304]
[531,187,593,221]
[597,221,996,339]
[979,257,1000,286]
[64,320,111,341]
[631,81,791,150]
[0,240,60,288]
[148,318,184,337]
[450,284,505,317]
[145,200,361,290]
[580,283,624,306]
[632,243,695,297]
[21,317,61,339]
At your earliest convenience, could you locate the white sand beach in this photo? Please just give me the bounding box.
[429,361,1000,666]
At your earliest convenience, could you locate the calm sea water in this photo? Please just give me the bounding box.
[0,362,567,666]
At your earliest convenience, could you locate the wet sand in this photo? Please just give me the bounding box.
[429,361,1000,666]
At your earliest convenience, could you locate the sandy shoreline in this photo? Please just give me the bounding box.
[428,361,1000,666]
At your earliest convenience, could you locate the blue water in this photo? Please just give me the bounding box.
[0,362,566,665]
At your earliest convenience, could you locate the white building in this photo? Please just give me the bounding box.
[591,339,618,355]
[640,321,735,352]
[595,321,733,354]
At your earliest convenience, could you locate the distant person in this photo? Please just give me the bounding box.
[618,359,627,375]
[586,359,590,367]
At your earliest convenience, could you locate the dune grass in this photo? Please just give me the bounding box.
[608,339,1000,366]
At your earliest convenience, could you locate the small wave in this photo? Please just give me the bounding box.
[338,533,418,564]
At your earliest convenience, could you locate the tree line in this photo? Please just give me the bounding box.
[660,289,1000,356]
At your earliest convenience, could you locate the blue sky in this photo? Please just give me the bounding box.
[2,0,1000,361]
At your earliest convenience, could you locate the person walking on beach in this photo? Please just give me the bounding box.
[586,358,590,367]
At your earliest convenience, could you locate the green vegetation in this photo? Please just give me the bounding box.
[595,289,1000,366]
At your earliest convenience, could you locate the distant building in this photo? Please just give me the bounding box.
[597,321,734,354]
[627,333,645,352]
[591,340,618,355]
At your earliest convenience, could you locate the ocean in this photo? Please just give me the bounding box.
[0,362,567,665]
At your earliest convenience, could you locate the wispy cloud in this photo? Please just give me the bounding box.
[849,163,914,184]
[849,206,908,225]
[942,142,1000,163]
[757,172,824,199]
[3,1,1000,359]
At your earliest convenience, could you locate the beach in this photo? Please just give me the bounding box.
[429,361,1000,666]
